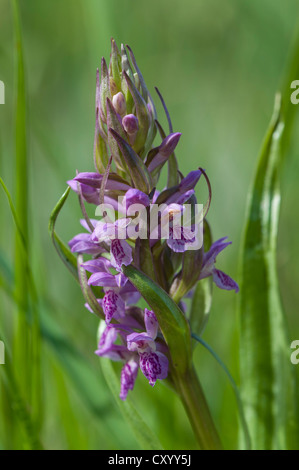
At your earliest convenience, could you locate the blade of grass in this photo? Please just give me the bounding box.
[11,0,31,405]
[0,176,43,431]
[238,95,299,449]
[3,1,43,441]
[0,332,43,450]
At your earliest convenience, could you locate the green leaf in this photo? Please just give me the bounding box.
[123,265,191,374]
[11,0,33,410]
[48,186,78,280]
[101,358,163,450]
[238,94,299,450]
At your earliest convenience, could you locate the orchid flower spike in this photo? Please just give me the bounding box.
[65,39,239,401]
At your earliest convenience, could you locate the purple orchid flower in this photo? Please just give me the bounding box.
[200,237,239,293]
[91,219,133,271]
[127,309,169,387]
[95,309,169,399]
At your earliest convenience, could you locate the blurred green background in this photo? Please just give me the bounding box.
[0,0,299,450]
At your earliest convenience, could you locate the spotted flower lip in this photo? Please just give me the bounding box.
[103,290,126,323]
[95,307,169,398]
[110,239,133,270]
[120,359,139,401]
[139,351,169,387]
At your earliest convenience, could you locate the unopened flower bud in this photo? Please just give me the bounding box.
[112,92,126,116]
[122,114,139,135]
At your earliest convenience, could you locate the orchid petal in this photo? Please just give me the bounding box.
[120,359,139,400]
[212,268,239,293]
[110,239,133,270]
[139,351,169,386]
[144,309,158,340]
[103,289,125,323]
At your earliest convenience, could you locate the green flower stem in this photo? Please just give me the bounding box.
[173,366,222,450]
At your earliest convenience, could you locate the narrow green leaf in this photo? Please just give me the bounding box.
[48,187,78,280]
[123,265,191,374]
[238,95,299,449]
[11,0,31,407]
[0,176,43,431]
[101,358,163,450]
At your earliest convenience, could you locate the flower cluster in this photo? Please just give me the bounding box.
[68,40,239,400]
